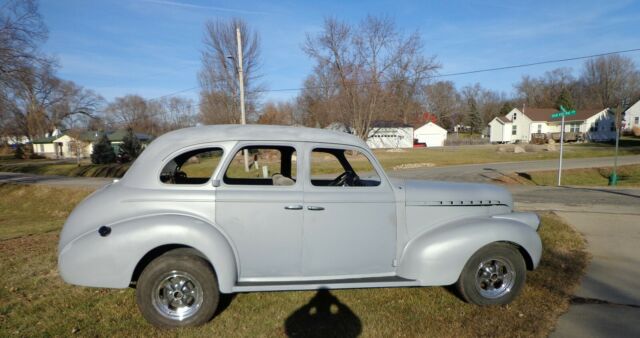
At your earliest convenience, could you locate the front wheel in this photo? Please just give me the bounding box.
[136,251,219,328]
[455,243,526,305]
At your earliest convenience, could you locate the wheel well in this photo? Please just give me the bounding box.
[130,244,215,287]
[502,241,535,270]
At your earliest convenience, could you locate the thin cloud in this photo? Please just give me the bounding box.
[142,0,273,15]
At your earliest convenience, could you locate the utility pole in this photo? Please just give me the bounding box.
[610,98,629,186]
[558,113,565,186]
[236,27,249,172]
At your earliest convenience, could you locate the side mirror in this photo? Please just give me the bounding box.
[211,179,221,187]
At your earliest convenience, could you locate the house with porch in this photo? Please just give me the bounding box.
[488,107,615,144]
[32,130,152,159]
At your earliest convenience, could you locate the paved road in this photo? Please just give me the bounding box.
[389,154,640,183]
[0,172,112,188]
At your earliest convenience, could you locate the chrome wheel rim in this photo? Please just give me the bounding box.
[474,258,516,299]
[152,271,204,321]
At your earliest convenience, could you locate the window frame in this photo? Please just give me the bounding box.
[157,144,226,187]
[305,143,389,190]
[511,125,517,135]
[217,142,302,189]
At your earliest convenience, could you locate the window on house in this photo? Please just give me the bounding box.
[223,146,297,186]
[512,125,517,135]
[310,148,380,187]
[635,117,639,125]
[537,124,542,134]
[512,113,517,120]
[160,147,224,185]
[610,122,616,131]
[570,123,580,133]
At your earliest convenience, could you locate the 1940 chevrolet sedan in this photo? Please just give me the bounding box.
[58,125,542,328]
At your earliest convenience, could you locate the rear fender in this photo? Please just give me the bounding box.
[58,214,238,293]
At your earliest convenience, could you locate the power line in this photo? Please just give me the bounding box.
[149,47,640,100]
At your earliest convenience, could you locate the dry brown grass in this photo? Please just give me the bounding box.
[0,184,587,337]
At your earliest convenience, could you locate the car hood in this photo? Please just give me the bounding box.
[402,179,513,210]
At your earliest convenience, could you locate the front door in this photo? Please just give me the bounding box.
[302,144,397,278]
[215,143,304,280]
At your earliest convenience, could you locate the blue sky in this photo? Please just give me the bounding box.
[39,0,640,103]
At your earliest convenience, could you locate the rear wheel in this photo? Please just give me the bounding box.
[455,243,526,305]
[136,251,219,328]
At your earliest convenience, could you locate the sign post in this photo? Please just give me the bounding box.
[550,106,576,186]
[610,99,629,186]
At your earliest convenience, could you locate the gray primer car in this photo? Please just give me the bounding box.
[58,125,542,328]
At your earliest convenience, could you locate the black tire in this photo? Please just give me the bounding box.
[455,243,526,305]
[136,251,219,328]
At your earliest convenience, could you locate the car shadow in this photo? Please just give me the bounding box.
[284,289,362,337]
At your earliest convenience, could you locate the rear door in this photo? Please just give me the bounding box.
[215,142,304,280]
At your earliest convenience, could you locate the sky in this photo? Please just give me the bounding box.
[38,0,640,104]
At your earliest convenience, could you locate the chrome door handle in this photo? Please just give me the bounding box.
[284,205,303,210]
[307,206,325,211]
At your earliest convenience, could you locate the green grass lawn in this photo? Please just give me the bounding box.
[0,183,587,337]
[514,164,640,187]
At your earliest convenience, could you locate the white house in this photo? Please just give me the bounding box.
[414,122,448,147]
[623,99,640,132]
[488,107,615,143]
[366,121,414,149]
[32,130,152,159]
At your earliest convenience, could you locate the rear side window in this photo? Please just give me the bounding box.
[160,148,223,185]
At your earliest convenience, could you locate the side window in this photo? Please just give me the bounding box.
[160,147,223,185]
[223,146,297,186]
[310,148,381,187]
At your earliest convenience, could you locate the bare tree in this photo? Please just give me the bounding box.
[302,15,439,139]
[581,54,640,108]
[424,81,461,130]
[158,96,197,132]
[105,95,162,135]
[0,0,48,88]
[257,101,294,125]
[198,18,262,124]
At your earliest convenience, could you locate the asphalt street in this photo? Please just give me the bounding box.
[389,154,640,183]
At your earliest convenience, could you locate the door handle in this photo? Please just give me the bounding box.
[307,206,325,211]
[284,205,303,210]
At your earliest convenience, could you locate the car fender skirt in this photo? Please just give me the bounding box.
[57,214,238,292]
[396,216,542,286]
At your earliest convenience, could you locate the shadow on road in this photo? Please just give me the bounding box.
[285,289,362,338]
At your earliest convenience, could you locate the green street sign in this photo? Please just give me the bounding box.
[551,105,576,119]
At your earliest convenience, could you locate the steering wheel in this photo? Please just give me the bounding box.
[328,170,359,187]
[173,170,187,183]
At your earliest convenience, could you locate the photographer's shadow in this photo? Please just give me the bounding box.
[285,289,362,337]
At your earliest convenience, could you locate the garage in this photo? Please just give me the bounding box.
[413,122,448,147]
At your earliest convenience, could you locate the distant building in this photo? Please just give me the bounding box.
[32,130,152,159]
[414,122,448,147]
[623,99,640,132]
[488,107,615,143]
[366,121,414,149]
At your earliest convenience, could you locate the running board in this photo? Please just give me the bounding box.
[232,276,420,292]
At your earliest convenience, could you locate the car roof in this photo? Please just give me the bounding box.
[154,124,364,146]
[120,124,368,188]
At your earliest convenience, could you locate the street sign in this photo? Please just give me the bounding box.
[550,105,576,119]
[551,105,576,186]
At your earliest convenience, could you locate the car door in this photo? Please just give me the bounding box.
[215,142,304,280]
[302,143,397,278]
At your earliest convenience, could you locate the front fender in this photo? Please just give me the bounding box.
[58,214,238,293]
[397,215,542,286]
